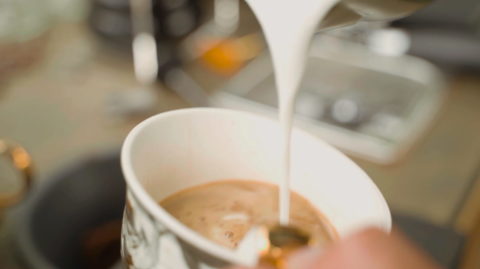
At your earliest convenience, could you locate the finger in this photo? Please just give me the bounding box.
[287,247,324,269]
[288,227,443,269]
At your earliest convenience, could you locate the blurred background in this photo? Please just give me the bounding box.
[0,0,479,268]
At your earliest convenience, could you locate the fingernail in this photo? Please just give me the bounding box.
[287,248,322,269]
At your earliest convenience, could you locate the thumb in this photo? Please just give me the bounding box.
[287,248,323,269]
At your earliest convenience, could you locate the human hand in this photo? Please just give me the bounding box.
[230,227,442,269]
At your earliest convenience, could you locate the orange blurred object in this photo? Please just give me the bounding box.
[199,34,263,76]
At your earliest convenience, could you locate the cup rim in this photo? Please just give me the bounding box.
[121,108,391,265]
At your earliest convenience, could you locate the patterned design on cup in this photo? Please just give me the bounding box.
[122,192,161,269]
[121,191,236,269]
[177,239,231,269]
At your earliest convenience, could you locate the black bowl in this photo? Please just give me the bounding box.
[11,152,126,269]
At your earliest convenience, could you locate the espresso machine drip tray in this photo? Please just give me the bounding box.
[212,35,446,164]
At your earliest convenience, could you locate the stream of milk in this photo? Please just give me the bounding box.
[244,0,340,224]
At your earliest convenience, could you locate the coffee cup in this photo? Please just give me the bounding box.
[121,108,390,269]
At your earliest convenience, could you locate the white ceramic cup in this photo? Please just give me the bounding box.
[121,108,391,269]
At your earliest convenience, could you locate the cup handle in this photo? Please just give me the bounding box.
[0,139,33,209]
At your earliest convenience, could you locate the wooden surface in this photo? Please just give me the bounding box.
[456,169,480,234]
[0,24,187,184]
[457,172,480,269]
[459,220,480,269]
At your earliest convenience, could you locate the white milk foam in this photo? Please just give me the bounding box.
[244,0,340,224]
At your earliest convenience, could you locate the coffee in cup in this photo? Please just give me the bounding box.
[159,179,337,249]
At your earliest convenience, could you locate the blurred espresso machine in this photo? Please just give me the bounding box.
[210,0,452,165]
[87,0,455,165]
[88,0,457,166]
